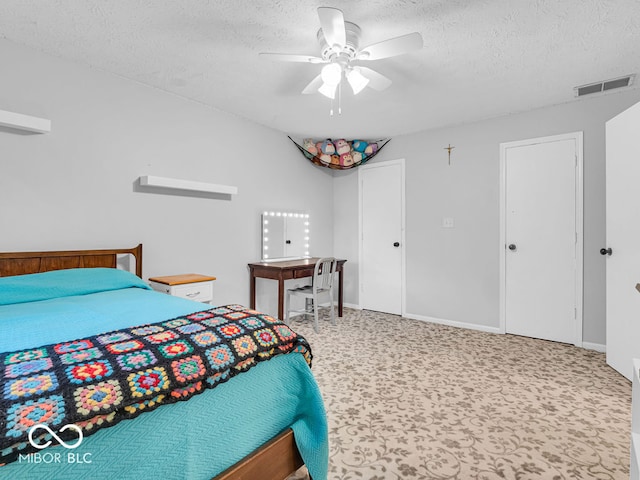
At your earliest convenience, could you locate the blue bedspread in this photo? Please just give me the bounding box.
[0,269,328,480]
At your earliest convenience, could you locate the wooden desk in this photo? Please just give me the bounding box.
[248,258,347,320]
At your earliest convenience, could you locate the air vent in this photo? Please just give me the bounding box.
[574,74,635,97]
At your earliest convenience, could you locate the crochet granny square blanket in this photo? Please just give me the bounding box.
[0,305,311,465]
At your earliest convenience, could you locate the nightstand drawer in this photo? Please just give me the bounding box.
[148,274,216,304]
[171,282,213,302]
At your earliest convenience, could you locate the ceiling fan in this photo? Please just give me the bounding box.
[260,7,423,100]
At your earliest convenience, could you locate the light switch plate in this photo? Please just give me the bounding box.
[442,217,454,228]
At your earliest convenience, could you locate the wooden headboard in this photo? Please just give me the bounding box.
[0,244,143,278]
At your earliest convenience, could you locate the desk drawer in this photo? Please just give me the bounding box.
[293,267,314,279]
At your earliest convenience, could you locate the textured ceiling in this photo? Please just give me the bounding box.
[1,0,639,138]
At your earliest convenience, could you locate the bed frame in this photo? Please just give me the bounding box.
[216,429,303,479]
[0,244,143,278]
[0,244,306,480]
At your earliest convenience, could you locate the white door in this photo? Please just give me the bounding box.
[605,101,640,380]
[500,133,583,345]
[359,159,404,315]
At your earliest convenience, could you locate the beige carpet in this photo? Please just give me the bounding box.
[290,308,631,480]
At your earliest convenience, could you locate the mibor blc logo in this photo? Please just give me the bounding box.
[19,424,92,465]
[28,424,83,450]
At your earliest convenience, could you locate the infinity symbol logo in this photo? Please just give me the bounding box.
[28,424,83,450]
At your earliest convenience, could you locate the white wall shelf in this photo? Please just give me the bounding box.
[0,109,51,134]
[139,175,238,195]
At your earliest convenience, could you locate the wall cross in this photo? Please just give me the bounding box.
[444,144,455,165]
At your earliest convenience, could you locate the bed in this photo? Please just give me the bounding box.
[0,245,328,480]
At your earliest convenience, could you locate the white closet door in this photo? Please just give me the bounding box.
[501,133,582,345]
[360,160,404,315]
[606,101,640,380]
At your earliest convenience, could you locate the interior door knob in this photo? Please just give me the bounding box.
[508,244,517,251]
[600,247,612,256]
[393,242,400,247]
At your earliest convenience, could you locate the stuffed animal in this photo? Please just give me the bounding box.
[339,152,354,167]
[352,139,368,153]
[334,139,350,155]
[364,142,378,156]
[303,138,318,156]
[319,153,332,164]
[352,151,363,164]
[330,154,340,166]
[320,139,336,155]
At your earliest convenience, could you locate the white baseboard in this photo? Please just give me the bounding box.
[404,312,502,334]
[582,342,606,353]
[352,309,604,352]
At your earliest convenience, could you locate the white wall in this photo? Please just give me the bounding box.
[0,39,334,315]
[5,37,639,346]
[334,88,640,346]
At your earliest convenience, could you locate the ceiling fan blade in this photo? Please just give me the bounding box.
[317,7,346,48]
[358,67,392,91]
[359,32,423,61]
[259,53,324,64]
[302,74,324,94]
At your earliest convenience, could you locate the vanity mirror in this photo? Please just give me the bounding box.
[261,212,310,261]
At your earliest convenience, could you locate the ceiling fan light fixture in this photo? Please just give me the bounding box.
[262,7,423,109]
[346,67,369,95]
[321,63,342,85]
[318,82,337,99]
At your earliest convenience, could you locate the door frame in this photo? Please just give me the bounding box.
[358,158,407,315]
[499,132,584,346]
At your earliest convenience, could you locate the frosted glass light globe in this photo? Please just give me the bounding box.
[321,63,342,85]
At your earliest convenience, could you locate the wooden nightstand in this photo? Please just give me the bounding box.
[148,274,216,304]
